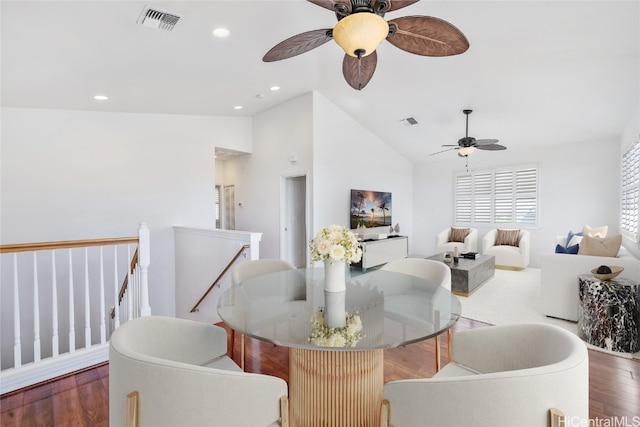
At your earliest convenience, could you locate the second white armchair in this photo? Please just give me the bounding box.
[482,228,530,269]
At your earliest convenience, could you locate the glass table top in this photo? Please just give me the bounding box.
[217,267,461,351]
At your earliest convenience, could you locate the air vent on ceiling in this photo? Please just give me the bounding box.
[138,6,181,31]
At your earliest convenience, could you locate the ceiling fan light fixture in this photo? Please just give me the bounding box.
[458,146,476,156]
[333,13,389,58]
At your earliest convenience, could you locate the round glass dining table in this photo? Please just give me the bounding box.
[217,267,461,427]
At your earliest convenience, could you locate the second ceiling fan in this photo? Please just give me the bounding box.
[262,0,469,90]
[431,109,506,158]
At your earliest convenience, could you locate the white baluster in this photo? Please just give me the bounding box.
[13,253,22,368]
[138,222,151,316]
[68,249,75,353]
[113,245,120,329]
[33,252,41,362]
[99,246,106,344]
[84,247,91,349]
[51,250,59,358]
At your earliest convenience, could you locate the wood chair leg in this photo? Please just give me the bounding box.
[447,329,452,362]
[126,391,139,427]
[230,329,235,359]
[240,333,245,371]
[435,335,441,372]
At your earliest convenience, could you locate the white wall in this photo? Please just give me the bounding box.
[1,107,252,318]
[413,138,621,268]
[223,92,315,259]
[223,92,414,261]
[311,92,413,246]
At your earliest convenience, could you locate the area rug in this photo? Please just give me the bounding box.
[459,268,639,360]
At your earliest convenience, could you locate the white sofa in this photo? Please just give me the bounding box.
[381,323,589,427]
[541,236,640,321]
[109,316,289,427]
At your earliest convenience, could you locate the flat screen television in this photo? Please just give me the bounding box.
[350,189,392,229]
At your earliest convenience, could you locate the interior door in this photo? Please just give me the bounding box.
[284,175,307,267]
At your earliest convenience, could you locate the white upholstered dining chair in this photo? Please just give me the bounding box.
[109,315,289,427]
[381,258,452,371]
[380,323,589,427]
[231,258,297,370]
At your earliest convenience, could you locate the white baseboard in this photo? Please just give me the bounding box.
[0,344,109,395]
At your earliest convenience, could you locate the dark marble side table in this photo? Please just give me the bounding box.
[577,275,640,353]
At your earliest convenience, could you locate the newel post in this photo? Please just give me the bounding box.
[138,222,151,316]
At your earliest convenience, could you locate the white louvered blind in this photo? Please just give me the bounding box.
[621,140,640,242]
[454,164,539,228]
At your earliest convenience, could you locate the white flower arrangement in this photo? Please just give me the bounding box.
[309,308,364,347]
[310,225,362,264]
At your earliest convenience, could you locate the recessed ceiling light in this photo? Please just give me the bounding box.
[270,86,280,91]
[234,105,243,110]
[94,95,109,100]
[212,28,230,38]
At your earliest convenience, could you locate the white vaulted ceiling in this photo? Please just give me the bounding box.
[2,1,638,161]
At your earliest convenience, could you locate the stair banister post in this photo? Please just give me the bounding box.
[138,222,151,316]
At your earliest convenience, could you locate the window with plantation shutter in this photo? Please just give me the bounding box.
[454,163,539,228]
[621,140,640,242]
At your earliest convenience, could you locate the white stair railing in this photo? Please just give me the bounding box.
[0,222,150,394]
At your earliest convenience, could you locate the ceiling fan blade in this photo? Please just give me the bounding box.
[386,16,469,57]
[429,147,458,156]
[387,0,421,12]
[441,144,459,147]
[474,139,500,146]
[476,144,507,151]
[343,50,377,90]
[307,0,351,13]
[263,29,333,62]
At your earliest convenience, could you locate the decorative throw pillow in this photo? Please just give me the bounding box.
[448,227,470,243]
[495,229,521,247]
[565,230,583,247]
[555,243,580,254]
[582,225,608,238]
[577,234,622,257]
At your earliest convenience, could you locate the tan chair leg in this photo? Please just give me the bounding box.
[280,396,290,427]
[380,399,390,427]
[549,408,565,427]
[435,335,441,372]
[447,329,452,362]
[126,391,139,427]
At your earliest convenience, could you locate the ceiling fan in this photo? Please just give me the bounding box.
[262,0,469,90]
[430,109,506,158]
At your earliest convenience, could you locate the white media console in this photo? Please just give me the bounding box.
[353,236,408,270]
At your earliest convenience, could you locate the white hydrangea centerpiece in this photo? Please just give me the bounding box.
[309,308,364,347]
[310,225,362,265]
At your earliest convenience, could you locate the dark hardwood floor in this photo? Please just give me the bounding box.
[1,318,638,426]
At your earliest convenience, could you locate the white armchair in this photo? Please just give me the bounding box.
[381,323,589,427]
[482,228,530,269]
[109,316,289,427]
[435,227,478,254]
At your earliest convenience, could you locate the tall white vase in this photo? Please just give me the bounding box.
[324,290,346,328]
[324,259,346,293]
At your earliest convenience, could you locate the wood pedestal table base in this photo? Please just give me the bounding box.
[289,348,384,427]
